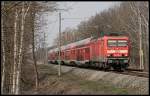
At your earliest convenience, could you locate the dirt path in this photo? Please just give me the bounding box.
[22,64,142,95]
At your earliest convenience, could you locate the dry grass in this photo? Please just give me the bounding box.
[21,64,142,95]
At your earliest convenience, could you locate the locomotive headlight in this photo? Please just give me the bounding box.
[107,54,110,56]
[125,54,128,56]
[124,60,128,63]
[107,50,115,53]
[108,60,112,63]
[108,54,113,57]
[120,50,128,53]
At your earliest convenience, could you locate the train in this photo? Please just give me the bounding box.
[48,33,130,71]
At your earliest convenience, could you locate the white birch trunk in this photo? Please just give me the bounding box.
[137,5,144,70]
[32,31,39,92]
[1,2,6,94]
[12,8,18,94]
[15,2,25,94]
[15,2,30,94]
[31,11,39,91]
[141,13,149,52]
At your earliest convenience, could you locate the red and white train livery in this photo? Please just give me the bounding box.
[48,35,130,71]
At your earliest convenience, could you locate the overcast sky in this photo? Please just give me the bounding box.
[40,2,119,47]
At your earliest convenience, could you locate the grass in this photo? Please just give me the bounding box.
[78,80,129,95]
[36,64,137,95]
[57,72,131,94]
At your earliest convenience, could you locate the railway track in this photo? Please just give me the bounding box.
[118,70,149,78]
[49,63,149,78]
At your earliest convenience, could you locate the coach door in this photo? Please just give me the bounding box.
[65,50,70,60]
[91,42,96,60]
[71,49,75,60]
[77,49,83,61]
[84,47,90,60]
[77,49,80,61]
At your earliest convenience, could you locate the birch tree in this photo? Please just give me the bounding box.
[12,8,18,94]
[31,7,39,91]
[15,2,31,94]
[1,2,6,94]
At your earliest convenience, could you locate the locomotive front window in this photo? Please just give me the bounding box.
[108,40,117,46]
[117,40,128,46]
[108,40,128,47]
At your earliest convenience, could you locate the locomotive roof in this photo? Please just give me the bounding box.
[103,36,129,39]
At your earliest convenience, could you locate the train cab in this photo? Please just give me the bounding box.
[104,36,130,70]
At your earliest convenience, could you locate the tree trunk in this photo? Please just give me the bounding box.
[15,2,31,94]
[15,2,25,94]
[1,2,6,94]
[12,8,18,94]
[138,7,144,70]
[32,14,39,91]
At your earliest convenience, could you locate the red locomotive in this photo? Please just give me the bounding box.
[48,33,130,71]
